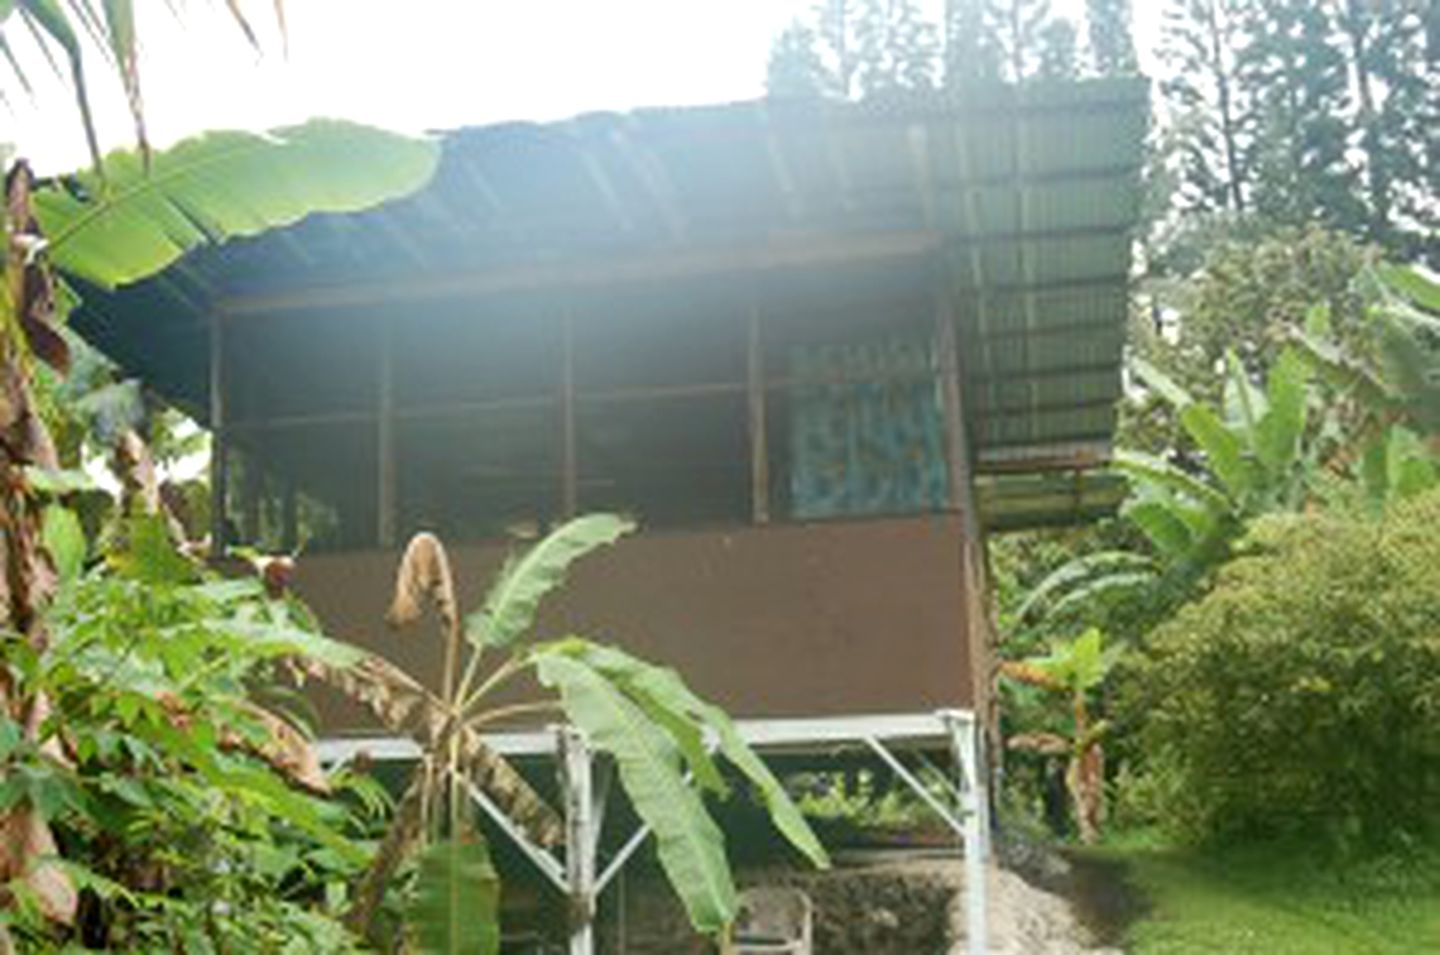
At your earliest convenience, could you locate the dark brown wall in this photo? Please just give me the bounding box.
[297,515,973,734]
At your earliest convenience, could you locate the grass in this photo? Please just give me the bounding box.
[1092,833,1440,954]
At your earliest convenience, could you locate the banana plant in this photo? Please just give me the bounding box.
[1289,264,1440,509]
[2,0,291,173]
[301,515,829,952]
[1021,347,1315,627]
[1000,628,1120,844]
[2,115,436,949]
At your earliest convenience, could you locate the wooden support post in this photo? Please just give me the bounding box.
[747,302,770,524]
[935,285,975,533]
[208,315,229,552]
[241,452,262,545]
[377,320,397,549]
[282,476,298,553]
[559,307,578,519]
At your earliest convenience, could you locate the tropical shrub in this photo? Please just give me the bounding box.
[1,513,380,951]
[1124,489,1440,848]
[2,119,434,950]
[1018,343,1316,634]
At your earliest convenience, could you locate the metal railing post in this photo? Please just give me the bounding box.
[941,710,988,955]
[557,726,596,955]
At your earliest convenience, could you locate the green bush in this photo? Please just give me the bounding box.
[1125,489,1440,848]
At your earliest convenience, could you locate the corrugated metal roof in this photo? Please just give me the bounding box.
[70,78,1148,530]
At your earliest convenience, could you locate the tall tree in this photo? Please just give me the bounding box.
[995,0,1058,81]
[1159,0,1254,213]
[814,0,864,98]
[855,0,941,93]
[1086,0,1139,75]
[767,20,831,97]
[1333,0,1439,261]
[1236,1,1355,229]
[1036,17,1081,79]
[943,0,1006,86]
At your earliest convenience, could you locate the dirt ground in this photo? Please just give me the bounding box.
[589,850,1124,954]
[936,859,1123,954]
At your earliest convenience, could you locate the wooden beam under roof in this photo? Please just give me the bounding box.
[973,450,1110,475]
[218,229,946,317]
[970,359,1118,384]
[977,428,1114,451]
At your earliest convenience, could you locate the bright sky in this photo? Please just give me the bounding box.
[7,1,1163,174]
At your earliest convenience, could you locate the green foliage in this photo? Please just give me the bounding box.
[1116,840,1440,953]
[34,120,439,290]
[767,19,830,97]
[547,640,829,871]
[854,0,939,93]
[1013,549,1156,625]
[1124,489,1440,847]
[1001,628,1119,842]
[1019,627,1121,695]
[406,839,500,955]
[536,651,737,934]
[1155,2,1437,261]
[1026,347,1317,632]
[469,513,633,649]
[529,633,831,933]
[1085,0,1137,75]
[1139,228,1372,415]
[764,0,1086,97]
[3,528,373,950]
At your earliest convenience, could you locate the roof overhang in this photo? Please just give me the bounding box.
[70,78,1149,530]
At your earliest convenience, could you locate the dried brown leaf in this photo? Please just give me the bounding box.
[300,654,562,846]
[229,701,330,795]
[1006,731,1070,756]
[387,532,458,634]
[998,660,1064,692]
[0,806,77,924]
[4,162,69,374]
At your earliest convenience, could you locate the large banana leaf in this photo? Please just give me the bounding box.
[1253,348,1309,478]
[1122,496,1195,561]
[1016,550,1158,623]
[33,120,439,289]
[407,837,501,955]
[1131,356,1195,409]
[3,0,102,168]
[1043,571,1161,621]
[535,652,737,934]
[1179,404,1252,499]
[468,514,634,649]
[1377,320,1440,435]
[1113,449,1231,512]
[1222,350,1268,434]
[552,639,829,870]
[1289,329,1392,411]
[297,653,563,846]
[1378,263,1440,315]
[1361,425,1438,507]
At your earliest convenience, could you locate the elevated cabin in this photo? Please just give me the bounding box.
[74,80,1146,733]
